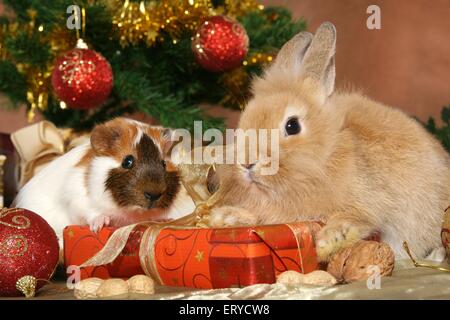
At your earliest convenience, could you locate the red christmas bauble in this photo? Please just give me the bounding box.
[0,208,59,297]
[192,16,249,72]
[51,40,113,110]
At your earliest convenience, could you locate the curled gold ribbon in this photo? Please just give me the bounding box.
[403,241,450,273]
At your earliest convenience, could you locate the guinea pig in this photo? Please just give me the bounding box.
[208,22,450,262]
[14,117,195,242]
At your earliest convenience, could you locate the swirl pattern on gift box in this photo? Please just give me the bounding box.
[142,227,213,288]
[0,208,31,229]
[81,222,323,289]
[66,228,111,279]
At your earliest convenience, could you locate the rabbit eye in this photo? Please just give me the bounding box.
[285,117,301,136]
[122,155,135,169]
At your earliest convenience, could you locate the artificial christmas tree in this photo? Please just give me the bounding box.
[0,0,305,131]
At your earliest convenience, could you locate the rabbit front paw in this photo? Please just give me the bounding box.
[316,222,362,262]
[209,206,258,227]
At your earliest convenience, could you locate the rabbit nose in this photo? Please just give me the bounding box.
[241,163,255,170]
[144,192,162,202]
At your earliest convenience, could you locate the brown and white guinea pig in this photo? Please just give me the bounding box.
[208,23,450,262]
[14,117,195,242]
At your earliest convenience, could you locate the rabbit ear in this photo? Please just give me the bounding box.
[265,31,313,76]
[300,22,336,99]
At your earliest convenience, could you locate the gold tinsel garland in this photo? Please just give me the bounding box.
[243,52,274,66]
[220,52,274,108]
[224,0,264,17]
[111,0,160,47]
[110,0,214,47]
[108,0,264,47]
[219,67,249,109]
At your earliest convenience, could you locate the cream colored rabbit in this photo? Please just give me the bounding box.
[208,22,450,261]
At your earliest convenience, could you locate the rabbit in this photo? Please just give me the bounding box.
[14,117,195,243]
[208,22,450,262]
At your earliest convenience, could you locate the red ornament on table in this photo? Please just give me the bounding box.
[51,39,113,110]
[0,208,59,297]
[192,16,249,72]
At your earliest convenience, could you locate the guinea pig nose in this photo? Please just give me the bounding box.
[144,192,162,202]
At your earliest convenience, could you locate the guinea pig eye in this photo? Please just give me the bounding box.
[122,155,135,169]
[161,160,166,169]
[284,117,301,136]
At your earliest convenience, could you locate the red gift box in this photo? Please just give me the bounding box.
[63,225,145,280]
[64,222,322,289]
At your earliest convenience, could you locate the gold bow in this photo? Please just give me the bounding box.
[10,121,89,187]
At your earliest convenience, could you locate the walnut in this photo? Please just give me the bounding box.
[327,240,395,283]
[96,279,130,299]
[277,270,337,287]
[127,275,155,295]
[74,278,104,299]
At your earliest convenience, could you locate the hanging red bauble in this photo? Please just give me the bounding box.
[0,208,59,297]
[51,39,113,110]
[192,16,249,72]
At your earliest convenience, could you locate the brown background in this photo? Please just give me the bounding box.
[1,0,450,133]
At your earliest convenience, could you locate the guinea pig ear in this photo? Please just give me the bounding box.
[161,128,176,157]
[299,22,336,102]
[264,31,313,79]
[90,119,124,156]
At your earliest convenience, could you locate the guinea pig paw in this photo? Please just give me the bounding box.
[209,206,258,227]
[89,215,111,233]
[316,223,361,262]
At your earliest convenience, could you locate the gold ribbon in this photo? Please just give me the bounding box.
[286,223,308,273]
[80,201,217,283]
[10,121,89,187]
[403,241,450,273]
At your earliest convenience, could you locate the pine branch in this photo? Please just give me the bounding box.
[424,106,450,153]
[0,60,27,106]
